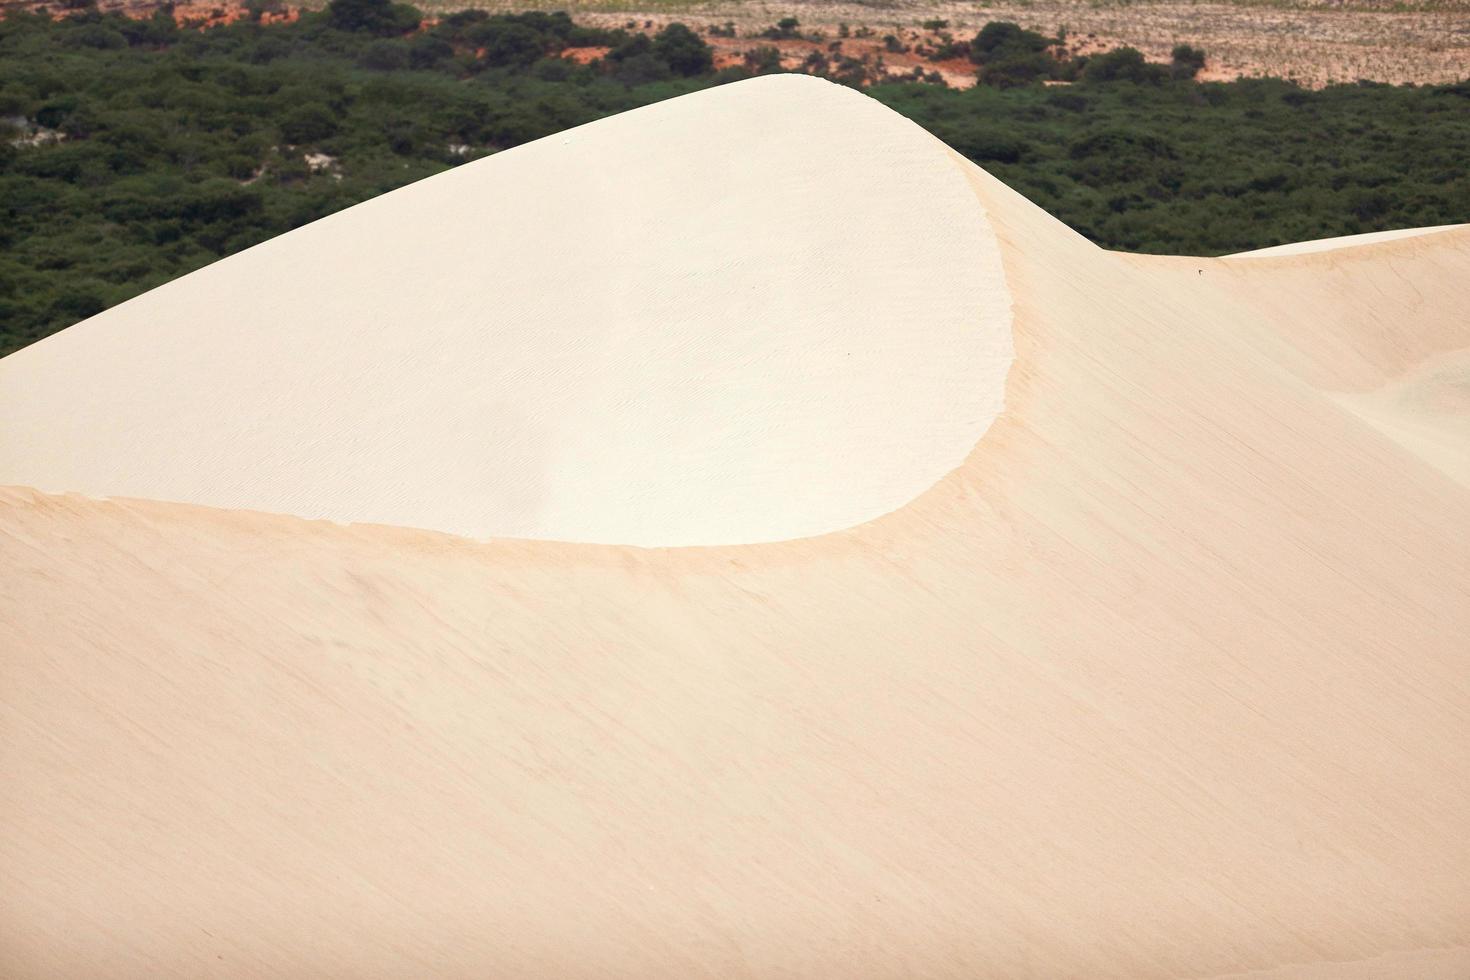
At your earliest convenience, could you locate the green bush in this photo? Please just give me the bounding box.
[279,104,338,143]
[325,0,419,35]
[970,22,1053,64]
[653,23,712,78]
[359,40,407,71]
[1170,44,1206,81]
[762,17,800,40]
[470,20,547,69]
[1082,47,1169,85]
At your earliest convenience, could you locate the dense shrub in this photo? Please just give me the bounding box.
[1082,47,1169,85]
[1170,44,1207,81]
[279,104,338,143]
[325,0,419,36]
[653,23,712,77]
[970,22,1053,63]
[968,22,1063,88]
[472,20,546,68]
[762,17,801,40]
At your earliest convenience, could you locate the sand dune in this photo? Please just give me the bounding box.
[0,76,1012,547]
[2,76,1468,978]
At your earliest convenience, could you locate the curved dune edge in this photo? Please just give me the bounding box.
[0,75,1015,548]
[1202,223,1470,484]
[1330,346,1470,488]
[0,130,1036,553]
[1226,222,1468,258]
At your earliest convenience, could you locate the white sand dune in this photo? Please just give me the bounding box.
[0,76,1012,547]
[2,76,1469,979]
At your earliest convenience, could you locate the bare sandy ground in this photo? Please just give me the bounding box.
[18,0,1469,87]
[3,77,1470,977]
[468,0,1470,88]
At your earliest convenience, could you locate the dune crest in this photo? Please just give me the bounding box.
[1228,223,1467,257]
[0,75,1014,547]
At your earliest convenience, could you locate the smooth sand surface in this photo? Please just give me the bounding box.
[1333,347,1470,489]
[1228,223,1467,257]
[3,77,1470,978]
[0,75,1012,547]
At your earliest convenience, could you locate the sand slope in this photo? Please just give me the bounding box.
[3,77,1469,979]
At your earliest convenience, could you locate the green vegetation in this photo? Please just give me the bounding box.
[960,25,1209,86]
[761,16,802,40]
[1,3,1467,355]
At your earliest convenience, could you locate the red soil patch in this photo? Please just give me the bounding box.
[169,2,297,27]
[561,46,610,65]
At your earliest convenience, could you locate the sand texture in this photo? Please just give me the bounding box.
[2,76,1468,978]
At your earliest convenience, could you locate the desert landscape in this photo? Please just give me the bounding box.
[14,0,1469,87]
[510,0,1470,88]
[3,75,1468,977]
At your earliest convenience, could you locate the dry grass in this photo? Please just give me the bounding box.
[402,0,1470,87]
[9,0,1468,85]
